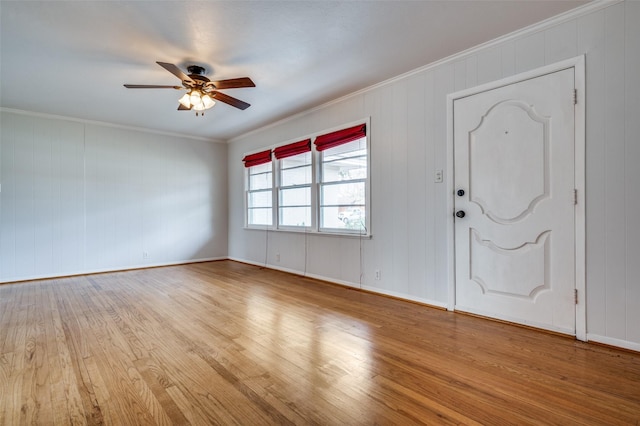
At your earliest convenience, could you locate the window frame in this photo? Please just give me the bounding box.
[245,161,275,228]
[243,117,371,237]
[317,138,369,235]
[276,150,314,230]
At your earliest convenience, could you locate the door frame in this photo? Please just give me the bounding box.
[445,56,586,341]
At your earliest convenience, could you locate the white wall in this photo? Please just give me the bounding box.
[228,1,640,350]
[0,111,228,282]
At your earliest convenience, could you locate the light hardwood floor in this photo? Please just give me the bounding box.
[1,260,639,425]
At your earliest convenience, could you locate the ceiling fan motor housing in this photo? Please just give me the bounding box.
[186,65,206,75]
[184,66,214,91]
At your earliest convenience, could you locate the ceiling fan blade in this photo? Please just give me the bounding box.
[211,77,256,90]
[177,104,192,111]
[124,84,183,89]
[156,61,193,84]
[212,92,251,110]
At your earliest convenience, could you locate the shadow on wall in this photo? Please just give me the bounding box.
[0,112,227,282]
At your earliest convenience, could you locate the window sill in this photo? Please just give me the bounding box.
[243,226,372,239]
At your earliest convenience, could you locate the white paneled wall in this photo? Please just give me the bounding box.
[228,1,640,350]
[0,111,228,282]
[624,3,640,347]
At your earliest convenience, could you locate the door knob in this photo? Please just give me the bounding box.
[455,210,466,218]
[457,189,465,197]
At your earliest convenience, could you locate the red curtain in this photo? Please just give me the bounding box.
[273,139,311,160]
[242,149,272,168]
[314,123,366,152]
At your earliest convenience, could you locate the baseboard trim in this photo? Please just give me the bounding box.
[227,257,448,310]
[0,257,227,285]
[586,334,640,353]
[359,285,448,310]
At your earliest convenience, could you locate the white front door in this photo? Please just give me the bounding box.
[453,68,576,335]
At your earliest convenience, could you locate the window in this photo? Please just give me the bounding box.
[244,150,273,226]
[319,137,367,232]
[314,124,367,232]
[275,140,312,228]
[243,121,369,235]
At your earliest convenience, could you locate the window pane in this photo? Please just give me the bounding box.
[323,138,366,158]
[280,207,311,227]
[321,138,367,183]
[249,171,272,190]
[280,152,311,186]
[281,152,311,169]
[280,187,310,207]
[249,190,272,208]
[321,181,365,206]
[322,161,366,182]
[249,162,272,175]
[321,207,365,231]
[281,165,311,186]
[247,161,273,227]
[248,208,272,226]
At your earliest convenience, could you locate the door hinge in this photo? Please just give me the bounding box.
[573,189,578,205]
[573,89,578,105]
[574,289,578,305]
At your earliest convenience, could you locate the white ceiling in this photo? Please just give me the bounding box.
[1,1,587,141]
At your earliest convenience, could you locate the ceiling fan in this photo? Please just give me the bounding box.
[124,61,255,116]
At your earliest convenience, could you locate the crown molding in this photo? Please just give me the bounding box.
[229,0,621,144]
[0,107,226,144]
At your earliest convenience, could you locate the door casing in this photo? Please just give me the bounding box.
[445,56,586,341]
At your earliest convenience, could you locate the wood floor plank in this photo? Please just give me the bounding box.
[133,357,190,425]
[1,260,639,425]
[60,277,158,425]
[0,282,17,353]
[83,354,118,426]
[0,352,16,425]
[55,279,108,425]
[43,283,78,426]
[19,290,54,425]
[48,281,88,425]
[3,284,32,425]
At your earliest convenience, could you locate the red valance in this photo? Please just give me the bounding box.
[314,123,366,152]
[273,139,311,160]
[242,149,272,168]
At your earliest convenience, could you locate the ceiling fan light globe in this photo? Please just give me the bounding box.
[190,91,202,107]
[193,103,206,111]
[178,93,191,108]
[202,95,215,109]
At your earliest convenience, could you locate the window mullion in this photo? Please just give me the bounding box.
[280,163,310,172]
[272,158,278,228]
[312,148,320,231]
[321,154,367,166]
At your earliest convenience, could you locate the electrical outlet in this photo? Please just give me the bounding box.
[375,270,381,280]
[434,169,444,183]
[143,252,149,259]
[276,253,280,262]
